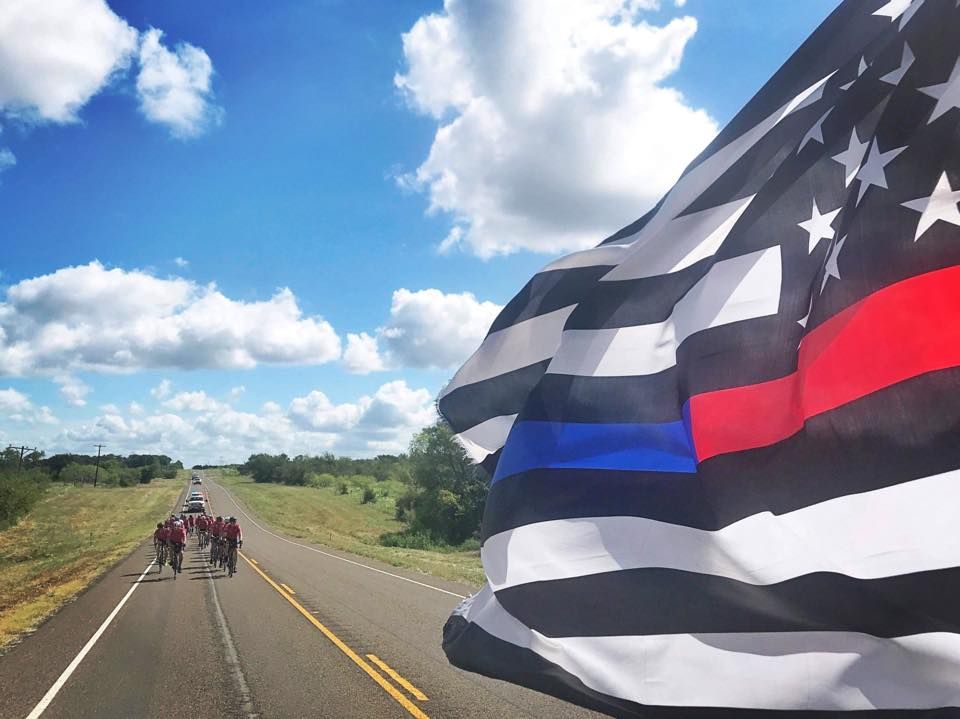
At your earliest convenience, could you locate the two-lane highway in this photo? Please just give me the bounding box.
[0,476,604,718]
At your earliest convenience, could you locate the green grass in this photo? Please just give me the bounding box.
[0,478,183,651]
[214,469,484,587]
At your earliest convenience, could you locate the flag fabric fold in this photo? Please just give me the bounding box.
[439,0,960,715]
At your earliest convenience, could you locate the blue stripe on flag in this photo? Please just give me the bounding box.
[492,419,697,483]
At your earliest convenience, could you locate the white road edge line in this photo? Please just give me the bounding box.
[25,558,156,719]
[211,480,467,600]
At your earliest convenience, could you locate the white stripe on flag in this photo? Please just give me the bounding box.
[600,195,755,282]
[482,468,960,591]
[546,246,781,377]
[441,305,576,398]
[457,585,960,711]
[456,414,518,463]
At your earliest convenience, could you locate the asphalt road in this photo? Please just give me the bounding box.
[0,476,604,719]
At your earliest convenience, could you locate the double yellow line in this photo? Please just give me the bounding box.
[240,552,430,719]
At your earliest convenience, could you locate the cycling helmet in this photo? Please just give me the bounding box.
[156,522,163,529]
[228,516,236,523]
[216,515,223,521]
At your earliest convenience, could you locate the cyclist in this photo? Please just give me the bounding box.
[169,520,186,577]
[196,514,209,547]
[209,515,224,565]
[224,517,243,576]
[153,522,168,570]
[187,514,195,535]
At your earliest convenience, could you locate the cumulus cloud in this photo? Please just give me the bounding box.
[0,262,341,376]
[345,288,501,373]
[174,257,189,268]
[51,380,436,463]
[0,148,15,175]
[54,374,91,406]
[0,387,57,424]
[136,28,221,139]
[343,333,387,374]
[150,379,172,399]
[396,0,717,257]
[0,0,138,124]
[162,390,227,413]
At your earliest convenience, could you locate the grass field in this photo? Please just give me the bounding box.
[0,478,182,651]
[214,470,484,587]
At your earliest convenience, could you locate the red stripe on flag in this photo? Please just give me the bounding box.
[689,264,960,462]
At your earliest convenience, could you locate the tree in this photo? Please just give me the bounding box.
[403,421,488,544]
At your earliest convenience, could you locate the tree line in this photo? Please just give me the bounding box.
[0,450,183,530]
[240,420,488,546]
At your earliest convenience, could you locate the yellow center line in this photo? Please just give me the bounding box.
[247,558,258,565]
[279,582,295,595]
[366,654,429,702]
[239,552,430,719]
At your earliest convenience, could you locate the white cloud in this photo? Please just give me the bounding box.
[396,0,717,257]
[136,28,221,139]
[50,380,436,464]
[0,0,138,124]
[150,379,172,400]
[54,374,91,406]
[343,333,387,374]
[100,403,121,414]
[174,257,189,267]
[0,387,58,424]
[0,262,341,376]
[288,380,436,453]
[228,385,246,402]
[129,400,145,414]
[163,390,227,413]
[0,148,15,175]
[346,288,501,372]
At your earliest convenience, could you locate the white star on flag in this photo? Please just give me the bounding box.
[873,0,925,29]
[901,172,960,241]
[798,200,841,253]
[919,57,960,124]
[820,235,847,293]
[840,57,868,91]
[880,43,914,86]
[855,141,906,203]
[831,129,870,187]
[798,108,832,154]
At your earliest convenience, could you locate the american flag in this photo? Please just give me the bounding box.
[439,0,960,715]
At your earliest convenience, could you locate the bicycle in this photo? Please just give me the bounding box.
[156,540,168,570]
[171,542,184,578]
[210,536,220,566]
[198,529,208,550]
[226,540,241,578]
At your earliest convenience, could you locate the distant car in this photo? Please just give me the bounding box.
[188,491,204,501]
[186,499,204,513]
[192,477,202,484]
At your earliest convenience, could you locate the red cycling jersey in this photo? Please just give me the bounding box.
[154,527,168,542]
[224,523,242,541]
[169,525,186,544]
[197,517,208,530]
[211,521,223,537]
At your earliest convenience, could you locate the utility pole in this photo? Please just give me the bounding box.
[92,444,106,487]
[6,444,37,473]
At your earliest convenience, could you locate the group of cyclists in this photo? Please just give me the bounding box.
[152,511,244,579]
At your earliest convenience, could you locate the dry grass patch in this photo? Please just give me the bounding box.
[0,479,182,651]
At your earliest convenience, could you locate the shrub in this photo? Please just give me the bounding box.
[379,531,436,550]
[307,473,335,489]
[0,470,49,530]
[337,482,349,495]
[361,487,376,504]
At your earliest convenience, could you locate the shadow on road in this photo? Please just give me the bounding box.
[133,577,172,584]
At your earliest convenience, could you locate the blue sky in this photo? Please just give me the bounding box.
[0,0,838,464]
